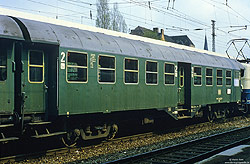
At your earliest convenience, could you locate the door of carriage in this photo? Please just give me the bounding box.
[177,62,191,108]
[15,43,48,119]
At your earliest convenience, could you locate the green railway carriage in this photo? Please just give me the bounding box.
[0,12,244,144]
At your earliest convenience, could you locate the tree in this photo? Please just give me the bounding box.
[96,1,127,33]
[96,0,111,29]
[111,3,127,33]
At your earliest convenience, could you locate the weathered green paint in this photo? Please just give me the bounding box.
[191,65,241,106]
[58,48,178,116]
[21,48,47,114]
[0,40,14,115]
[178,65,185,105]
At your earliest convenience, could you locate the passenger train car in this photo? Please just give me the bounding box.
[0,9,246,145]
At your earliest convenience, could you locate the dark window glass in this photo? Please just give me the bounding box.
[67,52,87,82]
[165,75,174,84]
[146,61,157,84]
[30,51,43,65]
[98,55,115,83]
[194,76,201,85]
[146,61,157,72]
[217,70,223,86]
[68,52,87,67]
[226,70,231,86]
[194,67,202,85]
[194,67,201,75]
[99,56,115,69]
[165,63,175,84]
[165,64,174,73]
[30,67,43,82]
[206,68,212,76]
[180,76,184,86]
[99,70,115,82]
[124,59,138,84]
[206,68,213,86]
[125,72,138,83]
[217,78,222,85]
[125,59,138,70]
[226,70,231,77]
[146,73,157,84]
[217,70,222,77]
[206,77,212,85]
[29,51,43,82]
[0,50,7,81]
[179,67,184,87]
[226,79,231,85]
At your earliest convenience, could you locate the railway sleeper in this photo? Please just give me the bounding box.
[154,156,183,162]
[174,151,201,156]
[159,154,188,159]
[0,124,19,143]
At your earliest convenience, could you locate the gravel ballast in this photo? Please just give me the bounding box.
[15,115,250,164]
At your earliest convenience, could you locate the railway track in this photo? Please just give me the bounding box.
[0,132,154,163]
[0,116,248,163]
[105,125,250,164]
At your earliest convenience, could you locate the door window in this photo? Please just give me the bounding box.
[0,49,7,81]
[29,51,44,83]
[180,67,184,87]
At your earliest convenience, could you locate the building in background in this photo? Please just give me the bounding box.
[130,26,195,47]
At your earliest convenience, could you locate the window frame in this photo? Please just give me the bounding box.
[164,62,175,85]
[193,66,202,86]
[145,60,158,85]
[28,50,44,84]
[206,67,213,86]
[226,70,232,86]
[98,54,116,84]
[66,50,88,84]
[123,57,139,85]
[216,69,223,86]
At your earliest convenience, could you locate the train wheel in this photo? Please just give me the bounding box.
[106,124,118,140]
[242,104,249,114]
[207,106,216,122]
[61,129,80,147]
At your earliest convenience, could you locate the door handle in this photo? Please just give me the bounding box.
[44,84,48,89]
[12,61,16,72]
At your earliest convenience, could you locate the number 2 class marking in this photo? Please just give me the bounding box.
[61,52,66,63]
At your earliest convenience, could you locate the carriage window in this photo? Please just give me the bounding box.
[164,63,175,85]
[226,70,231,86]
[217,69,223,86]
[98,55,115,83]
[146,61,158,84]
[29,51,44,82]
[206,68,213,86]
[0,50,7,81]
[124,58,138,84]
[194,67,202,85]
[67,52,87,82]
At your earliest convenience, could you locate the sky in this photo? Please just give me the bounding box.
[0,0,250,58]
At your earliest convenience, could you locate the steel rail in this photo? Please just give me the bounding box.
[105,125,250,164]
